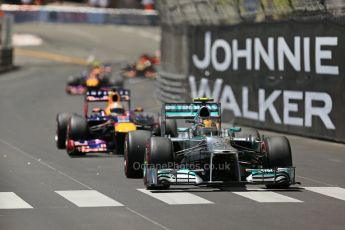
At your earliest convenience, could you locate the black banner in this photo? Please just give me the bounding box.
[188,20,345,142]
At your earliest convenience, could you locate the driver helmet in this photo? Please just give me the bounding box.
[193,117,219,137]
[106,102,125,117]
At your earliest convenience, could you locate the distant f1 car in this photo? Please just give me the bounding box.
[56,88,159,156]
[121,54,159,79]
[124,98,296,190]
[66,64,124,95]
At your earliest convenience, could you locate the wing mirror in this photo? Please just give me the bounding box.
[229,127,241,136]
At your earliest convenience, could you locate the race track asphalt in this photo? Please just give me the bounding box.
[0,23,344,230]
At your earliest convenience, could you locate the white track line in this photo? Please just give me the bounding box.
[137,189,213,205]
[0,192,33,209]
[0,138,93,189]
[125,207,171,230]
[304,187,345,201]
[233,191,303,203]
[55,190,124,207]
[0,138,170,230]
[297,175,337,187]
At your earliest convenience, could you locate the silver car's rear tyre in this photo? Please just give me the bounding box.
[165,119,178,137]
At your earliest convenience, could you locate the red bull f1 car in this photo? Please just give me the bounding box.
[56,88,159,156]
[66,64,124,95]
[121,54,159,79]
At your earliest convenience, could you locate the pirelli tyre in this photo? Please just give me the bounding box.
[165,119,178,137]
[115,133,126,155]
[152,123,161,136]
[264,136,293,189]
[66,115,89,156]
[124,130,151,178]
[144,137,173,190]
[66,75,82,87]
[56,112,73,149]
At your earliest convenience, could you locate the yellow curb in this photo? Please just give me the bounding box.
[15,48,88,65]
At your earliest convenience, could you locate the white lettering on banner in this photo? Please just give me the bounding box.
[192,32,339,75]
[255,37,274,71]
[220,85,242,116]
[305,92,335,129]
[189,76,223,100]
[283,91,304,126]
[233,39,252,70]
[192,31,211,69]
[303,37,311,72]
[189,76,336,130]
[315,37,339,75]
[278,37,301,71]
[242,87,258,120]
[212,39,232,71]
[259,89,282,124]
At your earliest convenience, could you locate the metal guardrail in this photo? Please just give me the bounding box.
[155,71,187,103]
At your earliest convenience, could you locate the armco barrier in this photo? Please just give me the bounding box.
[156,71,187,103]
[157,25,190,103]
[186,20,345,142]
[1,4,158,25]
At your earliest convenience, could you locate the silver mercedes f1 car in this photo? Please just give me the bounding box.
[125,98,296,190]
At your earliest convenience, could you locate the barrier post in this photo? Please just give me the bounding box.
[0,15,14,71]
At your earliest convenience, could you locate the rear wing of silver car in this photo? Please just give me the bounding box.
[161,102,221,136]
[163,102,221,119]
